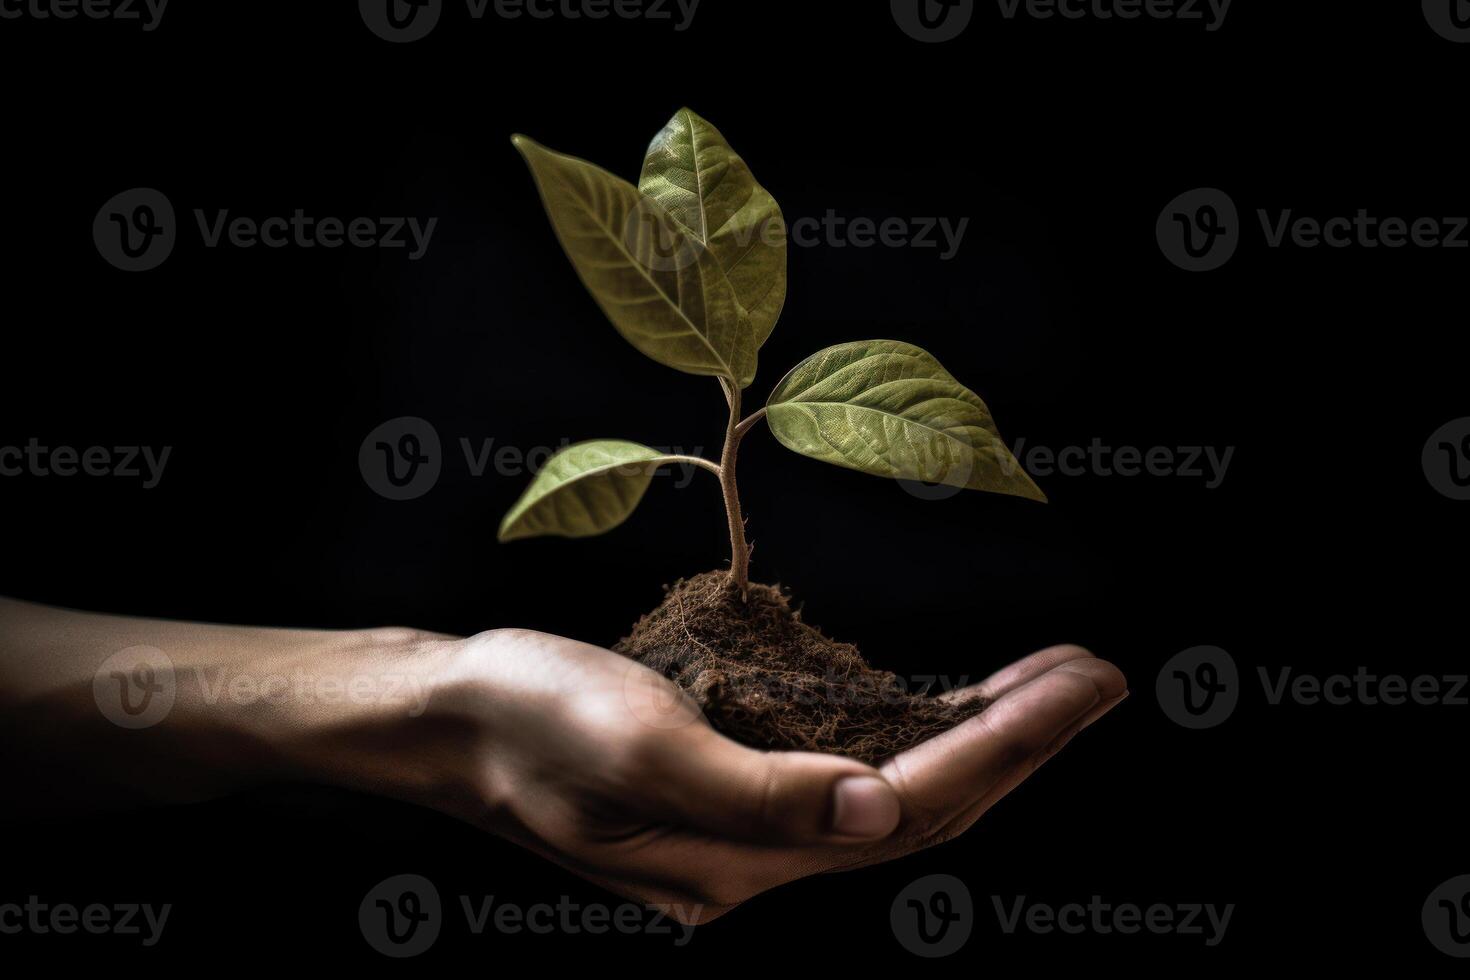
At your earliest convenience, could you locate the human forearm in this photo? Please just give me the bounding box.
[0,598,455,814]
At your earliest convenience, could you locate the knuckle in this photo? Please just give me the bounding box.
[752,759,784,830]
[881,754,945,840]
[602,724,667,785]
[975,711,1033,770]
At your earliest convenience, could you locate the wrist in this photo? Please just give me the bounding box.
[183,626,460,802]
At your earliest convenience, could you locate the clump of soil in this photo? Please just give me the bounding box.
[613,571,987,764]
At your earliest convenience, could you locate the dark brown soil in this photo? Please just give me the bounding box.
[613,571,988,764]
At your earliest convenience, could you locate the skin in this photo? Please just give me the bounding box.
[0,597,1126,924]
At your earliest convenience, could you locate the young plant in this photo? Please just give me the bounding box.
[500,109,1044,595]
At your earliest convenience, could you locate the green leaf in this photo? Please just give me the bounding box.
[765,340,1045,501]
[512,135,756,387]
[499,440,690,542]
[639,108,787,349]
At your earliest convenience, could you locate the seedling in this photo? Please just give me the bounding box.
[501,109,1043,595]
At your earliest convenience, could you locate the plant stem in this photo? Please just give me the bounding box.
[719,380,751,597]
[734,407,767,442]
[664,455,723,478]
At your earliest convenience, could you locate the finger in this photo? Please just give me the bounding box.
[941,689,1130,837]
[640,723,903,846]
[883,657,1127,821]
[938,643,1096,703]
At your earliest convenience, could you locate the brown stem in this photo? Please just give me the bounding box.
[734,407,767,442]
[664,455,723,478]
[719,380,751,596]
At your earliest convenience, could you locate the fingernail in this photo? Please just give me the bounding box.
[831,776,900,839]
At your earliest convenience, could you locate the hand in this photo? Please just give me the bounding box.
[340,629,1128,924]
[0,601,1126,924]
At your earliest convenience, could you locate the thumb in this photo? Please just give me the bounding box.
[644,724,903,845]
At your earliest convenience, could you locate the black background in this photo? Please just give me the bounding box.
[1,0,1464,969]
